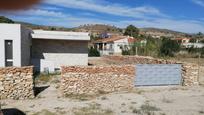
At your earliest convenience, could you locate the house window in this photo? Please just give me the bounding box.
[5,40,13,67]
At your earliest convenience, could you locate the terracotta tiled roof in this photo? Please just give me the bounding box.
[128,37,137,44]
[94,35,127,43]
[175,38,191,40]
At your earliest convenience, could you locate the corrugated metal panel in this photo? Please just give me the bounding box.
[135,64,182,86]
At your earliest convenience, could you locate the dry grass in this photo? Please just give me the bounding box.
[161,96,173,103]
[131,103,161,115]
[32,109,55,115]
[65,90,109,101]
[65,94,96,101]
[73,103,113,115]
[34,72,60,84]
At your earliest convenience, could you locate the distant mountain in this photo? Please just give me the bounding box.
[15,21,74,31]
[0,16,73,31]
[0,16,191,37]
[140,28,187,37]
[73,24,123,34]
[141,27,186,35]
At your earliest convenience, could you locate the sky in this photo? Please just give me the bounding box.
[1,0,204,33]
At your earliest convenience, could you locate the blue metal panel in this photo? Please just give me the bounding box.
[135,64,182,86]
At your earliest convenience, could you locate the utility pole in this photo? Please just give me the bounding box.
[135,47,138,56]
[198,54,201,85]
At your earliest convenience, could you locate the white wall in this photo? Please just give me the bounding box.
[113,38,129,54]
[0,24,21,67]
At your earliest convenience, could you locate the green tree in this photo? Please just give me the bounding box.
[145,37,162,57]
[160,38,181,57]
[124,25,139,38]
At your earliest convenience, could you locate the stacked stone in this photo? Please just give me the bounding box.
[104,55,178,65]
[61,56,200,95]
[0,66,34,99]
[61,66,135,95]
[182,63,199,86]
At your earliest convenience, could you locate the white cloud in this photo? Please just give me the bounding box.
[2,9,66,18]
[2,0,204,33]
[192,0,204,7]
[44,0,165,18]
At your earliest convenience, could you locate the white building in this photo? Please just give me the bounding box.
[94,36,135,55]
[182,43,204,48]
[0,23,90,72]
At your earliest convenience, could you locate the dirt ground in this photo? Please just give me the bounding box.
[1,57,204,115]
[1,82,204,115]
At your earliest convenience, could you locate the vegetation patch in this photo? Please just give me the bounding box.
[73,103,113,115]
[32,109,56,115]
[130,103,161,115]
[65,94,98,101]
[65,90,109,101]
[34,72,60,84]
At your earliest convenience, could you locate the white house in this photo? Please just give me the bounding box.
[0,23,90,72]
[93,36,135,55]
[182,43,204,48]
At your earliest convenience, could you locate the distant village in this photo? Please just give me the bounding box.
[86,25,204,58]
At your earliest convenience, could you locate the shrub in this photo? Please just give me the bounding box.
[122,50,130,55]
[160,38,181,57]
[88,47,100,57]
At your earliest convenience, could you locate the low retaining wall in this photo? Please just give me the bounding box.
[182,63,199,86]
[61,66,135,95]
[61,56,199,95]
[0,66,34,99]
[104,56,177,65]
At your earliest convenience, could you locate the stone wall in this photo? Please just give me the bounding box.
[182,63,199,86]
[61,56,199,95]
[0,66,34,99]
[61,66,135,95]
[103,55,177,65]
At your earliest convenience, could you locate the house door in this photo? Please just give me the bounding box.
[5,40,13,67]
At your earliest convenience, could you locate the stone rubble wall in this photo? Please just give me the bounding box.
[0,66,34,99]
[103,55,177,64]
[61,66,135,95]
[182,63,199,86]
[61,56,199,95]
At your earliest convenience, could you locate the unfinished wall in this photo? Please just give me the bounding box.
[32,39,88,72]
[21,25,32,66]
[0,66,34,99]
[61,56,199,95]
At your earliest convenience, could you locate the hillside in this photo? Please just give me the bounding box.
[0,16,14,23]
[73,24,123,34]
[16,21,73,31]
[0,16,73,31]
[0,16,190,37]
[140,28,187,37]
